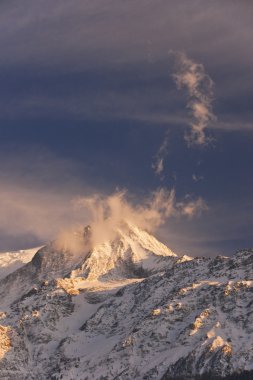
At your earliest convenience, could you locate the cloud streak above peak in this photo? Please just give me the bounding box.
[171,51,215,145]
[73,188,208,248]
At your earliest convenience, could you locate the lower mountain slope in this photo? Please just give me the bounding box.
[0,225,252,380]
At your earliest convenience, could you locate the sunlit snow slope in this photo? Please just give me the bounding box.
[0,247,40,280]
[0,224,252,380]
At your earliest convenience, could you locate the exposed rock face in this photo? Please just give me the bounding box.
[0,226,252,380]
[0,325,12,360]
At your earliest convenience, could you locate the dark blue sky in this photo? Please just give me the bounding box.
[0,0,253,256]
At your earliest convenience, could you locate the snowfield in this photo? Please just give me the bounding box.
[0,224,252,380]
[0,247,41,281]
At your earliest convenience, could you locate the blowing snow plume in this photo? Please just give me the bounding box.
[171,51,215,145]
[54,189,208,252]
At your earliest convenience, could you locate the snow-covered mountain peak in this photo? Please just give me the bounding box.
[0,247,41,281]
[115,221,177,257]
[1,224,252,379]
[0,223,181,307]
[69,222,180,281]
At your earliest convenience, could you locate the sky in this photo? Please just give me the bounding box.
[0,0,253,256]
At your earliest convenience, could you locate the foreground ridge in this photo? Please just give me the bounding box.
[0,225,252,380]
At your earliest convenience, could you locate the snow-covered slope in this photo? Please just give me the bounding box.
[70,223,180,281]
[0,247,40,281]
[0,225,252,380]
[0,223,180,308]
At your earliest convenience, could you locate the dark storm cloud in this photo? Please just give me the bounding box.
[1,1,252,67]
[159,199,253,258]
[0,63,186,124]
[0,1,252,129]
[0,0,253,255]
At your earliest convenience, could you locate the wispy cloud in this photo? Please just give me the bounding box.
[69,188,208,250]
[0,184,79,247]
[152,132,169,177]
[0,150,91,250]
[0,168,208,252]
[171,51,215,145]
[192,174,204,182]
[177,196,208,218]
[73,188,175,247]
[152,51,215,177]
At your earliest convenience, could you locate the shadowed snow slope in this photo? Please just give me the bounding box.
[0,225,252,380]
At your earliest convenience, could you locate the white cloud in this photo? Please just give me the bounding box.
[69,188,208,250]
[152,51,215,177]
[171,51,215,145]
[152,133,169,177]
[177,197,208,218]
[0,177,208,253]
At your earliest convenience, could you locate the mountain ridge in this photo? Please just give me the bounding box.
[0,224,252,379]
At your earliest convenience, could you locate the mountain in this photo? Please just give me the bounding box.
[0,224,252,380]
[0,247,41,281]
